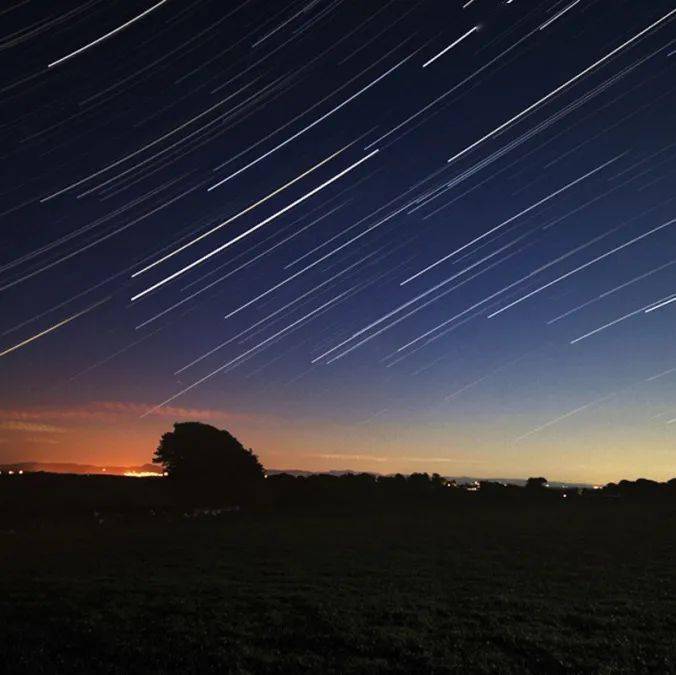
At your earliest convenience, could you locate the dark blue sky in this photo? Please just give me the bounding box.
[1,0,675,482]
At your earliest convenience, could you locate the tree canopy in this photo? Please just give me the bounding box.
[153,422,264,504]
[526,477,548,489]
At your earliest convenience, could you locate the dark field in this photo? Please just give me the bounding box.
[1,501,674,673]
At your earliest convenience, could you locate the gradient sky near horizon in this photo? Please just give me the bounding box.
[1,0,675,484]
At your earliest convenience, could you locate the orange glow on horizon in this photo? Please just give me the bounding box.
[0,400,674,486]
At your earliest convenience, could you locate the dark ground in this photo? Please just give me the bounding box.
[1,500,674,673]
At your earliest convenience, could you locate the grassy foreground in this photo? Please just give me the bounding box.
[1,501,674,673]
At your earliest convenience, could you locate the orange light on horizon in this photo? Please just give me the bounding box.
[123,471,165,478]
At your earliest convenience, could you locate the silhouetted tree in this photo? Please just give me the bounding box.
[153,422,264,506]
[526,476,548,489]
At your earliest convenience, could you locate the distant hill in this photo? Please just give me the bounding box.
[0,462,162,476]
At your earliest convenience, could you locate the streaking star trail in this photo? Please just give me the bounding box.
[1,0,675,483]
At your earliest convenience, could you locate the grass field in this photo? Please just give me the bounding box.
[1,500,674,673]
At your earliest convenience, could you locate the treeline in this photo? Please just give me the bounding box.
[264,472,676,511]
[1,471,675,522]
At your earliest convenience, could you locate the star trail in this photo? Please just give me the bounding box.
[1,0,675,482]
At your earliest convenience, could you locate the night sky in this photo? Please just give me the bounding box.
[2,0,675,483]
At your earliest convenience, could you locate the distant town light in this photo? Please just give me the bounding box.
[123,471,164,478]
